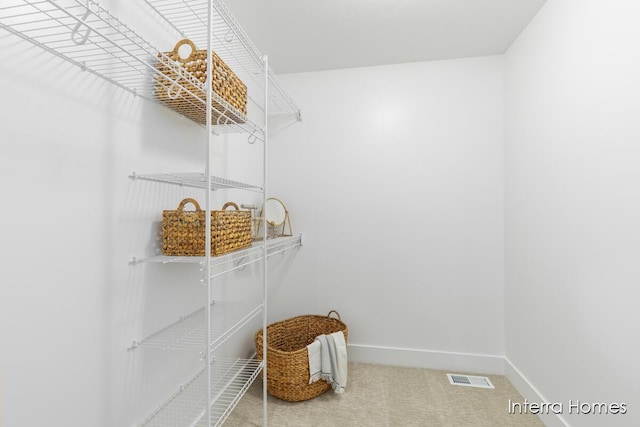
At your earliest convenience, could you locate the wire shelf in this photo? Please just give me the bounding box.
[206,234,303,280]
[133,234,303,268]
[139,358,263,427]
[0,0,281,138]
[261,234,304,260]
[131,301,263,353]
[130,172,263,192]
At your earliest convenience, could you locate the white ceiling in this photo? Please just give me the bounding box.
[224,0,547,74]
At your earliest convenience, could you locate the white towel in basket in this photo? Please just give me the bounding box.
[307,330,347,393]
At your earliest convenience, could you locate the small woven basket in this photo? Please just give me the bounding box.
[255,311,348,402]
[155,38,247,125]
[162,198,252,256]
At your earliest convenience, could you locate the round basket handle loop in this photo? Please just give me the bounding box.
[172,38,198,63]
[327,310,341,320]
[222,202,240,211]
[176,198,202,224]
[178,198,202,213]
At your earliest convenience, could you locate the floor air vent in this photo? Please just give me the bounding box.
[447,373,494,389]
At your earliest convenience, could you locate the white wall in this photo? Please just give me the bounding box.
[504,1,640,426]
[0,2,266,425]
[268,56,505,372]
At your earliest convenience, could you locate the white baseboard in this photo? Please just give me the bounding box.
[504,357,569,427]
[347,343,505,375]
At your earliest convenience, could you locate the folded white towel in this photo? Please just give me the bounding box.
[308,339,322,384]
[307,331,347,393]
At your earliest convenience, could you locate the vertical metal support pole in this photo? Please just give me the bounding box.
[205,1,214,426]
[262,55,269,427]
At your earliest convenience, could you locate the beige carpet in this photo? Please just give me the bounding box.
[225,363,544,426]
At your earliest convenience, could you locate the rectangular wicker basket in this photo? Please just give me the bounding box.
[162,198,252,257]
[255,311,348,402]
[155,39,247,125]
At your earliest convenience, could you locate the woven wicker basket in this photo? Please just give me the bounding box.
[162,198,252,257]
[155,39,247,125]
[255,311,348,402]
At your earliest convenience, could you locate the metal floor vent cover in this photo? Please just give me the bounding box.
[447,373,495,389]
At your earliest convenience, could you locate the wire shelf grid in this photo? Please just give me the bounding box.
[134,234,302,267]
[131,301,263,354]
[139,358,263,427]
[130,172,263,192]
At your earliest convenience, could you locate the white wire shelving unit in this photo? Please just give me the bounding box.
[1,1,301,426]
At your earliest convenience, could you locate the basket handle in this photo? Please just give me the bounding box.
[172,38,198,63]
[177,198,202,213]
[222,202,240,211]
[327,310,341,320]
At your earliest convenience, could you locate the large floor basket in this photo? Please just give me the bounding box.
[255,311,348,402]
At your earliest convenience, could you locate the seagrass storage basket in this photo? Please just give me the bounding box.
[255,311,348,402]
[162,198,252,257]
[155,38,247,125]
